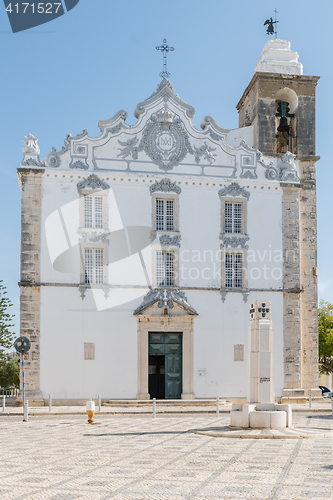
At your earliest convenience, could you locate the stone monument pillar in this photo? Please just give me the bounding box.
[248,300,275,404]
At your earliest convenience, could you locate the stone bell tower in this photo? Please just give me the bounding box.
[237,39,321,401]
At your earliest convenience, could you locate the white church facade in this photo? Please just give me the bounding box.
[18,39,321,403]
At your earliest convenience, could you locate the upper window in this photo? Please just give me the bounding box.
[225,202,242,234]
[156,198,174,231]
[84,195,103,229]
[84,248,104,285]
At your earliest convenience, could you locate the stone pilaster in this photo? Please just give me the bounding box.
[281,185,302,391]
[17,168,44,402]
[299,159,320,395]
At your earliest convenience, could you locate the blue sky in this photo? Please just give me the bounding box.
[0,0,332,331]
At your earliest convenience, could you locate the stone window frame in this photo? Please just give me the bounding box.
[79,188,109,233]
[79,241,109,286]
[220,247,248,291]
[221,196,248,236]
[78,184,109,288]
[151,245,180,289]
[151,191,180,236]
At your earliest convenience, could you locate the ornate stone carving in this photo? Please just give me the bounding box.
[242,291,250,303]
[240,151,257,179]
[78,231,110,243]
[151,234,181,246]
[70,160,89,170]
[279,151,299,182]
[193,142,217,164]
[220,291,228,303]
[218,183,250,200]
[77,174,110,192]
[21,158,42,167]
[138,113,193,171]
[21,134,42,167]
[149,178,181,194]
[23,134,40,155]
[256,151,279,180]
[220,235,249,249]
[44,147,61,168]
[117,136,139,160]
[134,288,197,315]
[79,285,86,300]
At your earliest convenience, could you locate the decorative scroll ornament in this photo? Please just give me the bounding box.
[220,235,249,249]
[150,233,181,246]
[69,160,89,170]
[256,151,279,180]
[21,158,41,167]
[77,174,110,192]
[78,231,110,243]
[44,147,61,168]
[133,288,197,315]
[149,178,181,195]
[218,183,250,200]
[44,130,88,168]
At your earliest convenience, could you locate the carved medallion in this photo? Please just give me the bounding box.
[139,112,193,171]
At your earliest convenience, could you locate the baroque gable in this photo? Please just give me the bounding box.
[41,78,300,183]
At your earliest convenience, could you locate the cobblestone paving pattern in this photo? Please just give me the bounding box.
[0,413,332,499]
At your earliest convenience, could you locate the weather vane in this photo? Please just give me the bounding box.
[264,9,279,38]
[156,39,174,78]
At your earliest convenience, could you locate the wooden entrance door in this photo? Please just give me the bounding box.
[148,332,182,399]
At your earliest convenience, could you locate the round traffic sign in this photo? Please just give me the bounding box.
[14,336,31,354]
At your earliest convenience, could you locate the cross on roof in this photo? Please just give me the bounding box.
[155,39,174,78]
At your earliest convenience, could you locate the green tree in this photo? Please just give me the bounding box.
[318,300,333,374]
[0,281,15,361]
[0,357,19,388]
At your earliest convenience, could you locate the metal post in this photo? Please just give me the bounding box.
[331,396,333,417]
[153,398,156,419]
[22,352,26,421]
[49,394,52,412]
[2,395,5,412]
[309,392,312,409]
[24,400,28,422]
[216,397,219,417]
[98,394,101,412]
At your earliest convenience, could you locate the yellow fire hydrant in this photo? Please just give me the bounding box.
[86,400,95,424]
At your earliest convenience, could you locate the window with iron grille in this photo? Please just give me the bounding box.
[225,253,243,288]
[84,248,104,284]
[156,251,174,287]
[84,195,103,229]
[156,198,174,231]
[225,202,242,233]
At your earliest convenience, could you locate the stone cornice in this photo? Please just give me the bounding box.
[236,72,320,110]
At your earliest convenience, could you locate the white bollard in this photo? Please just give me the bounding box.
[309,392,312,409]
[98,394,101,412]
[216,397,219,417]
[49,394,52,412]
[153,398,156,419]
[2,395,5,412]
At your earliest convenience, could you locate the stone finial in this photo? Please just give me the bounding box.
[23,134,40,154]
[254,39,303,75]
[21,133,42,167]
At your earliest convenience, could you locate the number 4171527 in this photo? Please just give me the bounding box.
[6,3,62,14]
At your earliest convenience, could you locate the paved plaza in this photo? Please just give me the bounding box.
[0,412,332,499]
